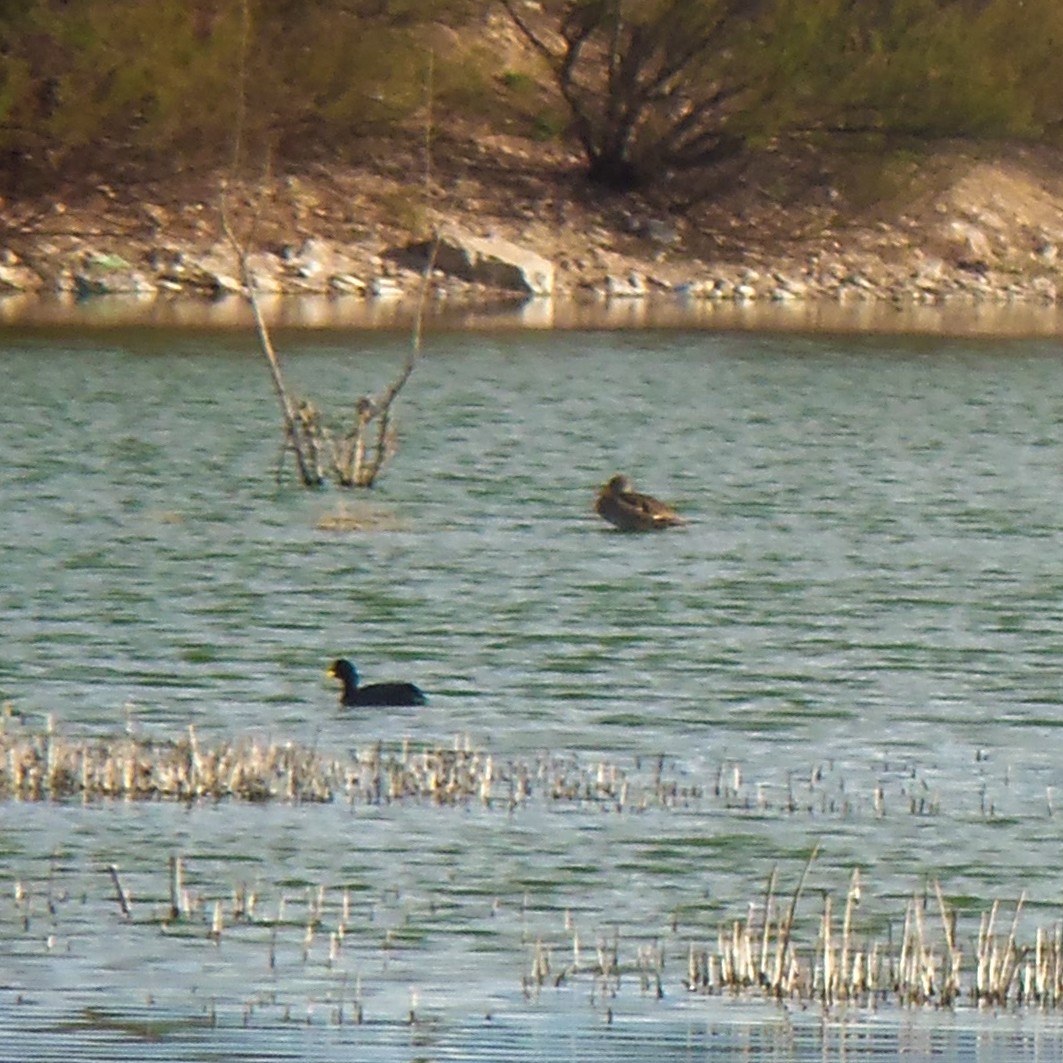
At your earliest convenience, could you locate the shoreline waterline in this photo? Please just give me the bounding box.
[2,290,1063,338]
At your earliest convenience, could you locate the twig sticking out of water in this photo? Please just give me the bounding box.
[107,864,131,919]
[210,900,224,942]
[772,843,819,994]
[169,854,183,921]
[232,880,255,921]
[974,891,1027,1005]
[528,938,550,997]
[219,182,322,489]
[637,941,664,998]
[934,878,962,1005]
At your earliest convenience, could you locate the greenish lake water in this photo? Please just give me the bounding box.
[4,308,1063,1059]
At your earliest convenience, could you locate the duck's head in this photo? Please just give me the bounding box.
[603,474,634,495]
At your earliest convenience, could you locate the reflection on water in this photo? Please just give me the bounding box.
[6,994,1063,1062]
[4,324,1063,1059]
[3,290,1063,336]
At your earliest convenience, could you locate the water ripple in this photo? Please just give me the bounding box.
[5,330,1063,1056]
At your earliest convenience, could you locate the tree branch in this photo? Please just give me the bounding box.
[220,193,323,487]
[331,235,439,488]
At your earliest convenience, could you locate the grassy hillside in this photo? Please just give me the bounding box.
[1,0,1061,199]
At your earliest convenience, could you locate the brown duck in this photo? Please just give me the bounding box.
[594,474,689,532]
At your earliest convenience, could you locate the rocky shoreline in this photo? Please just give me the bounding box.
[3,224,1062,313]
[4,152,1063,317]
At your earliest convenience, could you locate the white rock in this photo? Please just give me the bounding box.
[605,272,647,298]
[408,223,554,295]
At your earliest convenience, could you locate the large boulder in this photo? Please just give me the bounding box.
[400,224,554,295]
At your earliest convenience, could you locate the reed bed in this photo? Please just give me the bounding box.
[48,851,1063,1020]
[0,719,708,808]
[8,799,1063,1023]
[522,862,1063,1013]
[0,719,965,820]
[91,850,1063,1016]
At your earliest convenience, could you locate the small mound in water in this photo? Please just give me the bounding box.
[315,505,406,533]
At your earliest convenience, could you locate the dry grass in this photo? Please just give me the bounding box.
[0,720,704,808]
[7,718,1063,1015]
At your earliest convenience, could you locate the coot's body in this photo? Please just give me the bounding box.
[328,658,427,707]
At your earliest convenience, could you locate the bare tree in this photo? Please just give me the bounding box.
[297,240,438,489]
[501,0,766,190]
[221,195,434,489]
[219,0,430,490]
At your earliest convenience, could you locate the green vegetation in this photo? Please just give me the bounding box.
[508,0,1063,190]
[0,0,486,190]
[0,0,1060,194]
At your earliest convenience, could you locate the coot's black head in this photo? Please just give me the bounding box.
[328,658,358,686]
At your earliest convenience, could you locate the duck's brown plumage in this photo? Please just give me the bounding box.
[594,474,688,532]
